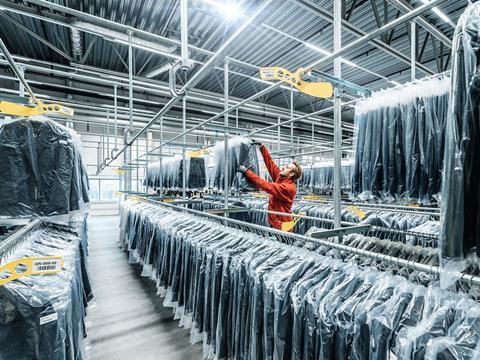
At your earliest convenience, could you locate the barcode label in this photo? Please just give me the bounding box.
[36,265,57,271]
[32,259,63,273]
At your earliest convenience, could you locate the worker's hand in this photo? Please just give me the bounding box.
[250,139,262,147]
[237,165,248,174]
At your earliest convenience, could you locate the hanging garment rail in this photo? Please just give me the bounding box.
[0,219,42,261]
[199,198,439,241]
[142,198,480,287]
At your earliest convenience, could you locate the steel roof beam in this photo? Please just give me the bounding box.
[294,0,436,75]
[387,0,452,48]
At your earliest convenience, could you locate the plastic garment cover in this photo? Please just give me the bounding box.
[298,161,353,193]
[0,116,89,218]
[0,220,92,360]
[441,1,480,260]
[352,77,449,204]
[144,155,207,191]
[211,136,265,192]
[120,199,480,360]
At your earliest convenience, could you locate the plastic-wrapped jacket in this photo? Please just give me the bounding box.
[0,117,89,217]
[440,1,480,259]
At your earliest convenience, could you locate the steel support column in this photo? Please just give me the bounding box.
[333,0,342,238]
[224,59,230,209]
[411,21,416,81]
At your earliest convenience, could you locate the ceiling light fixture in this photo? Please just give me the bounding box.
[419,0,455,27]
[203,0,243,21]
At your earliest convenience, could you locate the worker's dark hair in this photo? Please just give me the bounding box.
[291,161,302,181]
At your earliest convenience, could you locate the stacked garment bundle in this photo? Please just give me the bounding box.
[351,76,450,205]
[299,161,353,193]
[0,116,90,218]
[120,200,480,360]
[210,136,265,192]
[0,218,93,360]
[144,155,206,191]
[198,196,439,247]
[441,1,480,261]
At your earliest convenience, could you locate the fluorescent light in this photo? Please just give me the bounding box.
[203,0,243,21]
[391,81,401,86]
[305,42,329,56]
[342,59,357,68]
[420,0,455,27]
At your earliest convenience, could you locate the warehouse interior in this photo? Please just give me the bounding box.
[1,0,480,359]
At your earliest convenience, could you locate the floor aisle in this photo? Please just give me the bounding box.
[86,215,203,360]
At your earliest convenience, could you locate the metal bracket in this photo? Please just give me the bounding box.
[204,207,250,215]
[309,224,372,239]
[169,60,194,99]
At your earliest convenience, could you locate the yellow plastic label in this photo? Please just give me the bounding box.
[253,192,269,198]
[259,67,333,98]
[113,168,126,174]
[0,100,74,117]
[347,205,366,220]
[302,195,324,201]
[281,212,305,232]
[0,256,64,286]
[162,198,175,202]
[408,203,420,208]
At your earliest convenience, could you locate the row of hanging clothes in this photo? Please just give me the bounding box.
[144,155,207,191]
[144,137,265,193]
[0,116,90,218]
[299,161,354,194]
[0,216,92,360]
[351,76,450,205]
[119,199,480,360]
[198,195,439,248]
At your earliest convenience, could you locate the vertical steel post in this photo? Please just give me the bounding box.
[277,116,281,153]
[136,139,139,192]
[224,59,230,209]
[333,0,342,236]
[182,97,187,198]
[290,86,294,159]
[181,0,188,199]
[159,117,163,195]
[113,83,118,151]
[235,107,239,134]
[311,122,315,163]
[411,22,416,81]
[127,29,134,194]
[106,110,110,158]
[18,65,25,97]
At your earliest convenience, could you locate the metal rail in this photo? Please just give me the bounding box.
[143,199,480,287]
[0,35,37,102]
[100,0,274,170]
[0,219,42,261]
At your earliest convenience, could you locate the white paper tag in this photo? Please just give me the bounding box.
[40,312,58,325]
[59,140,68,145]
[32,259,63,273]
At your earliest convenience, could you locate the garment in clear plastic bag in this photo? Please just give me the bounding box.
[352,77,449,204]
[0,116,89,218]
[441,0,480,260]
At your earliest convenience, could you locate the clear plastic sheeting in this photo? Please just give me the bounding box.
[441,1,480,262]
[0,220,92,360]
[211,136,265,192]
[352,76,450,205]
[144,155,206,191]
[299,161,353,194]
[119,200,480,360]
[0,116,90,218]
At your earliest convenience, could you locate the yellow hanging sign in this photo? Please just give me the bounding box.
[0,256,64,286]
[259,67,333,98]
[0,100,74,117]
[347,205,366,220]
[302,195,325,201]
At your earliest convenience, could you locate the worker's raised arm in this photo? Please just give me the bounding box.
[259,145,280,181]
[243,169,293,202]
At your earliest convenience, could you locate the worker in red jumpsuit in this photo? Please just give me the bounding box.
[237,141,302,231]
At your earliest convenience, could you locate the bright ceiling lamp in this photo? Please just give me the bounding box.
[203,0,243,21]
[419,0,455,27]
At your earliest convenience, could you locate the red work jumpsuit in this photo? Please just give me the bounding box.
[244,145,297,230]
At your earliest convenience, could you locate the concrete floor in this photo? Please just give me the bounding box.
[86,216,203,360]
